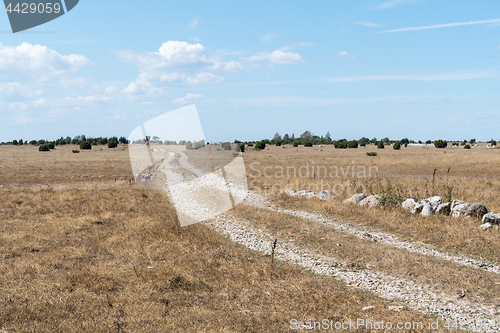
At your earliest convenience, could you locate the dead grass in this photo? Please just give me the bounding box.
[245,144,500,263]
[0,145,451,332]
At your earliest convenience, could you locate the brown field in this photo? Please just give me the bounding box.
[0,143,491,332]
[245,144,500,263]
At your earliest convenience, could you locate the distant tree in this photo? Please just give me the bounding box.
[400,138,409,146]
[470,139,476,145]
[434,140,447,148]
[325,132,331,141]
[283,133,289,142]
[426,140,432,145]
[304,141,313,147]
[291,133,295,140]
[418,140,422,144]
[491,140,497,146]
[292,140,299,147]
[12,140,18,145]
[393,141,401,150]
[80,141,92,150]
[275,139,282,146]
[464,144,471,149]
[39,144,50,152]
[382,137,389,143]
[377,141,385,149]
[462,140,467,145]
[347,140,358,148]
[300,131,313,139]
[273,132,281,140]
[118,136,128,144]
[237,143,245,152]
[29,140,37,145]
[254,141,266,150]
[65,136,72,142]
[19,139,23,145]
[186,141,193,150]
[108,139,118,148]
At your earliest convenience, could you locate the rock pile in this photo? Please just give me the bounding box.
[286,189,336,201]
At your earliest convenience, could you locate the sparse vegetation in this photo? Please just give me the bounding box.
[434,140,448,148]
[464,144,471,149]
[80,141,92,150]
[39,144,50,152]
[254,141,266,150]
[366,152,377,156]
[377,141,384,149]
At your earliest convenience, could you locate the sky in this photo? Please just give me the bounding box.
[0,0,499,143]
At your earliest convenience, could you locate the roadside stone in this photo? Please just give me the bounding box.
[344,193,366,204]
[421,204,434,217]
[426,196,442,207]
[296,190,316,199]
[451,199,466,210]
[465,203,488,219]
[410,202,425,214]
[317,190,335,201]
[479,223,493,230]
[362,306,375,311]
[402,198,416,210]
[436,202,451,216]
[482,212,500,225]
[452,203,471,218]
[358,195,381,209]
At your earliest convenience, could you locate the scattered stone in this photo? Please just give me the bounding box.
[296,190,316,199]
[357,195,381,208]
[452,203,471,218]
[482,212,500,225]
[465,203,488,219]
[479,223,493,230]
[317,190,335,201]
[436,202,451,216]
[362,306,375,311]
[388,306,404,312]
[426,196,442,207]
[402,198,416,210]
[421,204,434,217]
[451,200,466,210]
[410,202,425,214]
[344,193,366,204]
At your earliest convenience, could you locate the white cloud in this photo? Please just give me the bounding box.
[262,31,278,42]
[337,51,348,57]
[246,50,303,64]
[115,41,242,93]
[187,17,199,29]
[0,42,91,82]
[172,93,203,104]
[190,37,201,42]
[353,21,382,27]
[380,18,500,33]
[376,0,422,9]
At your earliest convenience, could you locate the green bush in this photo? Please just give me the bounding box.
[491,140,497,146]
[464,144,471,149]
[426,140,432,145]
[334,141,348,149]
[237,143,245,152]
[47,142,55,149]
[393,141,401,150]
[377,141,384,149]
[366,152,377,156]
[72,150,80,153]
[275,140,282,147]
[347,140,358,149]
[186,141,193,150]
[247,142,254,147]
[254,141,266,150]
[39,144,50,152]
[292,141,299,147]
[108,140,118,148]
[222,142,232,150]
[434,140,447,148]
[360,142,366,147]
[80,141,92,150]
[304,141,313,147]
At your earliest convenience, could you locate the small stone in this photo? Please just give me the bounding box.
[479,223,493,230]
[451,199,465,210]
[421,204,433,217]
[482,213,500,225]
[358,195,381,208]
[436,202,451,216]
[362,306,375,311]
[452,203,471,218]
[402,198,416,210]
[410,202,424,214]
[465,203,488,219]
[388,306,404,312]
[317,190,335,201]
[344,193,366,204]
[426,196,442,207]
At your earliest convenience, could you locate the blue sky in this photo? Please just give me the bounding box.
[0,0,499,142]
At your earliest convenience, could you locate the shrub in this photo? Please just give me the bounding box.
[434,139,447,148]
[393,141,401,150]
[222,142,232,150]
[377,141,384,149]
[366,152,377,156]
[186,141,193,150]
[334,141,347,149]
[425,140,432,145]
[347,140,358,148]
[247,143,254,147]
[80,141,92,150]
[108,140,118,148]
[254,141,266,150]
[47,142,55,149]
[304,141,313,147]
[292,141,299,147]
[360,142,366,147]
[452,142,459,146]
[491,140,497,146]
[39,144,50,152]
[72,150,80,153]
[275,140,282,146]
[378,177,404,206]
[464,144,471,149]
[12,140,18,145]
[237,143,245,152]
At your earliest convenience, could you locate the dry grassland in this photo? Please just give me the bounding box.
[244,144,500,263]
[0,145,450,332]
